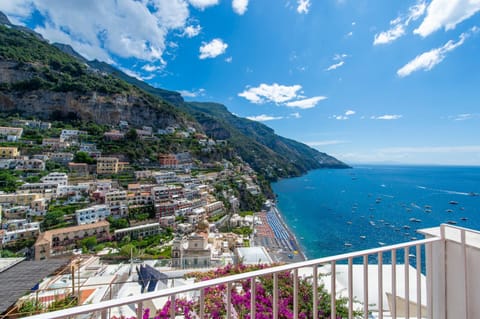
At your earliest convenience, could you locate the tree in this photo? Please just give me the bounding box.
[120,244,137,258]
[41,210,65,230]
[0,170,21,192]
[73,151,95,164]
[80,236,97,251]
[125,128,138,141]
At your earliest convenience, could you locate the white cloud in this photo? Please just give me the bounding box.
[238,83,302,104]
[297,0,311,14]
[452,113,480,120]
[334,53,348,60]
[290,112,301,119]
[373,24,406,45]
[239,83,326,109]
[346,31,353,37]
[247,114,283,121]
[326,54,348,71]
[306,140,347,146]
[142,63,165,72]
[326,61,345,71]
[414,0,480,37]
[2,0,192,63]
[331,110,355,120]
[373,0,426,45]
[183,25,201,37]
[119,67,153,81]
[0,0,33,21]
[188,0,219,10]
[225,56,233,63]
[199,38,228,59]
[178,88,206,97]
[285,96,327,109]
[371,114,403,120]
[232,0,249,15]
[397,29,476,77]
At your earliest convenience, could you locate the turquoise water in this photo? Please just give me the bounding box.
[272,165,480,260]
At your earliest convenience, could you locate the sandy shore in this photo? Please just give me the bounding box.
[253,205,306,264]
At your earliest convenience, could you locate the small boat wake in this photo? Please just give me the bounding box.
[416,185,470,196]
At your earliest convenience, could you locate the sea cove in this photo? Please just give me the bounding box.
[272,165,480,259]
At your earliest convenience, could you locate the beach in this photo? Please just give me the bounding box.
[253,205,306,263]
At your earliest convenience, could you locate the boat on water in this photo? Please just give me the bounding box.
[344,242,352,247]
[449,201,459,205]
[378,242,386,246]
[409,218,422,223]
[446,209,453,213]
[460,217,468,221]
[403,225,411,229]
[369,221,376,226]
[446,220,457,225]
[360,235,366,239]
[424,209,432,213]
[424,205,432,209]
[468,192,479,197]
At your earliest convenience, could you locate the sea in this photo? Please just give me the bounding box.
[272,165,480,262]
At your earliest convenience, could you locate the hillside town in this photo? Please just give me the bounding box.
[0,118,270,265]
[0,117,299,315]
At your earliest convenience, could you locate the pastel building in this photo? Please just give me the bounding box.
[96,157,119,174]
[76,204,112,225]
[0,147,20,159]
[34,221,110,260]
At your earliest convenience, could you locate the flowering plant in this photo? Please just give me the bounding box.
[112,263,355,319]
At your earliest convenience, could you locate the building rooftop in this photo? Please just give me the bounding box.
[0,258,69,314]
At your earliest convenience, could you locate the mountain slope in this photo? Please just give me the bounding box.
[0,24,187,129]
[0,14,348,179]
[179,102,349,178]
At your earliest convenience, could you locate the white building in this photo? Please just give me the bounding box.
[76,204,112,225]
[41,172,68,186]
[1,220,40,245]
[60,129,87,141]
[153,171,178,185]
[57,184,89,198]
[0,127,23,141]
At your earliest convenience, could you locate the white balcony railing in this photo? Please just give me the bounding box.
[20,224,480,319]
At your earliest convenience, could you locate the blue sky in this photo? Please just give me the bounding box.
[2,0,480,165]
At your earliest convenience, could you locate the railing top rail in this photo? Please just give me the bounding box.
[24,236,440,319]
[441,223,480,236]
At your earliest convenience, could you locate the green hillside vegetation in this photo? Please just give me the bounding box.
[0,25,128,95]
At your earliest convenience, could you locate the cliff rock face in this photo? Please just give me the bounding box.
[0,88,179,129]
[0,59,184,128]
